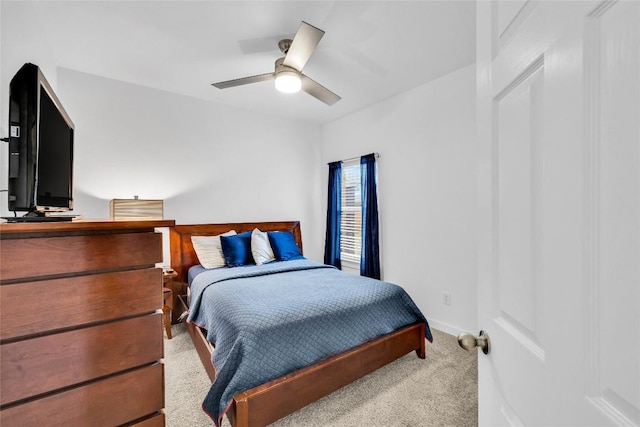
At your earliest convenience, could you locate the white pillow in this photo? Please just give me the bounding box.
[191,230,236,269]
[251,228,275,265]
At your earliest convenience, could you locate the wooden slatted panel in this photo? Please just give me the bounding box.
[0,269,161,341]
[109,199,164,220]
[0,232,162,282]
[0,363,164,427]
[1,314,162,406]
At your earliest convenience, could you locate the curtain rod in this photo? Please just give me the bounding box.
[327,152,379,165]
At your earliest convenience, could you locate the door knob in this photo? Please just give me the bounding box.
[457,330,490,354]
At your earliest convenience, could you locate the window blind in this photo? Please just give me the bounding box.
[340,160,361,263]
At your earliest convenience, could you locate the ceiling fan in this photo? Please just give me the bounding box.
[212,21,341,106]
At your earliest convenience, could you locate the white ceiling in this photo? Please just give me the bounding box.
[4,1,476,125]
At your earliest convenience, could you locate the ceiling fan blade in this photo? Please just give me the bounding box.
[212,72,274,89]
[301,75,341,106]
[282,21,324,72]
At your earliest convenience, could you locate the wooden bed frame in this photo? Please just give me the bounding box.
[169,221,426,427]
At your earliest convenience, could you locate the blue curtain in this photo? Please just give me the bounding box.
[360,153,380,279]
[324,161,342,269]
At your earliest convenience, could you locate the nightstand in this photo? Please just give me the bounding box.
[162,270,178,339]
[163,269,187,324]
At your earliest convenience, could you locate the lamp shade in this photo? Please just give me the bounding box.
[275,71,301,93]
[110,198,164,220]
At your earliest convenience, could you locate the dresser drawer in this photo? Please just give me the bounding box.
[0,363,164,427]
[131,413,166,427]
[0,232,162,281]
[1,314,162,406]
[0,268,161,341]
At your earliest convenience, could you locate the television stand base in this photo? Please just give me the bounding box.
[2,215,75,223]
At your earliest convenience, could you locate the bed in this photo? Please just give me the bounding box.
[169,221,432,427]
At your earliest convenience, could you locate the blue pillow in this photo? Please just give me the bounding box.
[268,231,303,261]
[220,231,254,267]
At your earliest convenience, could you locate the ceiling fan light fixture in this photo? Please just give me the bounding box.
[275,71,301,93]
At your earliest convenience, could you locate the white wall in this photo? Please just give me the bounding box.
[322,64,477,335]
[54,69,324,262]
[0,2,61,204]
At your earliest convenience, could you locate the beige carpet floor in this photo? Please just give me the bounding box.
[164,323,477,427]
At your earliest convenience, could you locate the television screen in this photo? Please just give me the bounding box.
[6,63,74,221]
[36,86,74,210]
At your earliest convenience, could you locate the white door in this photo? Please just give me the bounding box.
[476,1,639,425]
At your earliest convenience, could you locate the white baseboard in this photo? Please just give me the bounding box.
[426,319,466,337]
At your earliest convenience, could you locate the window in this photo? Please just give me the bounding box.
[340,160,361,263]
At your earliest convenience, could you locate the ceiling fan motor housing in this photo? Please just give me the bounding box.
[278,39,293,54]
[275,57,300,75]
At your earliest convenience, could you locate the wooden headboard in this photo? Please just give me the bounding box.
[169,221,303,283]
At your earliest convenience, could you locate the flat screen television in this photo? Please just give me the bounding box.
[5,63,75,222]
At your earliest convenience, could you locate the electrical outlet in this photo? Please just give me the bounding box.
[442,292,452,306]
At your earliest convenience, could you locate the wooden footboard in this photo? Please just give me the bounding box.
[228,322,426,427]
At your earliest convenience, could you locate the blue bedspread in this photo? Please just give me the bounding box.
[187,258,432,426]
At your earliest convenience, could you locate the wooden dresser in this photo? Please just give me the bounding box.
[0,219,174,426]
